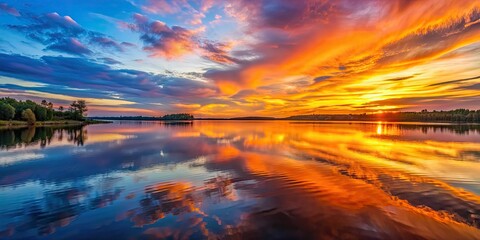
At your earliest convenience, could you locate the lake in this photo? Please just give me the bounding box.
[0,121,480,239]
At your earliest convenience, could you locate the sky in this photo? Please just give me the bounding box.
[0,0,479,117]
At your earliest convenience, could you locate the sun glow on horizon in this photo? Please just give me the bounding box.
[0,0,479,117]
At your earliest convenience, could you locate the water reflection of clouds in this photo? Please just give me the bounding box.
[1,121,480,239]
[0,179,123,238]
[0,152,45,165]
[124,175,247,239]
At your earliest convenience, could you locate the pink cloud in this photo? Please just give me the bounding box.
[0,3,20,16]
[128,14,197,58]
[141,0,181,14]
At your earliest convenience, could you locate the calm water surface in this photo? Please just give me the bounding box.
[1,121,480,239]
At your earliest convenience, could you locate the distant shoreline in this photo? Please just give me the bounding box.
[89,117,480,125]
[197,119,480,124]
[91,109,480,124]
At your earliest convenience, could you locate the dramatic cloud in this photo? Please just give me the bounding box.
[0,52,218,115]
[1,0,479,116]
[128,13,237,62]
[7,11,124,55]
[208,0,480,91]
[128,13,197,58]
[202,0,480,114]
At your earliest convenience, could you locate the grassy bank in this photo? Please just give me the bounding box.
[0,119,111,128]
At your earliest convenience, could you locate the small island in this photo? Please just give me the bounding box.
[0,97,108,128]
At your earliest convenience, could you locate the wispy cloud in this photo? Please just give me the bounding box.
[0,2,20,16]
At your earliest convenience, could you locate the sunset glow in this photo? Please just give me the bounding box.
[0,0,479,116]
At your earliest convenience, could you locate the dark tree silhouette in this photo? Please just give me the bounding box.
[70,100,88,120]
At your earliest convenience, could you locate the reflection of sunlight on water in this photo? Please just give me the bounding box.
[173,131,201,137]
[295,126,480,180]
[85,133,134,144]
[377,121,383,134]
[217,136,241,144]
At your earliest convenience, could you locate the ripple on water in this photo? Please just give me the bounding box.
[1,121,480,239]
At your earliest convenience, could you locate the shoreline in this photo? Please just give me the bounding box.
[0,119,112,129]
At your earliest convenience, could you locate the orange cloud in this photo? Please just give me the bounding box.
[202,0,480,115]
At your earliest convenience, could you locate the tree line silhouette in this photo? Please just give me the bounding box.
[0,98,88,124]
[286,109,480,123]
